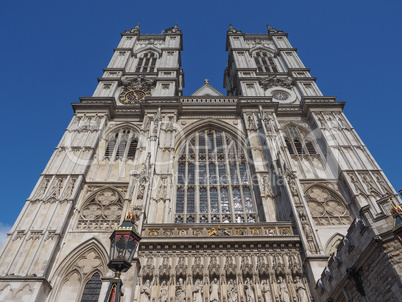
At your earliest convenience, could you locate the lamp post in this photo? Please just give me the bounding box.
[388,198,402,243]
[104,210,141,302]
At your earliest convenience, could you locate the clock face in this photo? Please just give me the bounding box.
[119,88,151,104]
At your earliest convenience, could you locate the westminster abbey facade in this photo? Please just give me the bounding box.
[0,24,401,302]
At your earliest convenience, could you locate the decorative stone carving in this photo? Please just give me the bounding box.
[32,177,50,201]
[176,278,186,302]
[193,278,203,302]
[159,280,168,302]
[44,177,65,202]
[241,256,253,277]
[155,176,168,203]
[77,188,123,230]
[159,256,171,279]
[176,256,187,278]
[193,256,204,278]
[273,253,285,276]
[267,24,283,34]
[297,208,318,253]
[286,174,298,197]
[277,276,290,302]
[122,75,155,90]
[225,256,236,278]
[141,279,151,302]
[374,173,391,196]
[257,255,270,277]
[227,279,238,302]
[209,256,220,277]
[247,114,258,131]
[294,276,308,302]
[164,117,175,132]
[142,256,155,278]
[244,277,256,302]
[288,253,302,277]
[209,278,220,302]
[261,279,273,302]
[262,176,274,198]
[60,177,77,202]
[305,185,351,225]
[259,75,292,90]
[348,174,365,196]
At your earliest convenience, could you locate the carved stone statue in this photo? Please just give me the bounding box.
[209,278,220,302]
[294,276,308,302]
[159,280,169,302]
[277,277,290,302]
[227,279,238,302]
[176,278,186,302]
[193,278,203,302]
[243,277,255,302]
[141,279,151,302]
[261,279,272,302]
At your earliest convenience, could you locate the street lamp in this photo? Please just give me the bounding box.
[104,210,142,302]
[389,198,402,243]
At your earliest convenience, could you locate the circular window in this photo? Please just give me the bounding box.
[272,91,290,101]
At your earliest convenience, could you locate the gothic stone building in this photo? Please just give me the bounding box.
[0,24,401,302]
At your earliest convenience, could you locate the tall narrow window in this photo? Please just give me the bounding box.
[81,273,102,302]
[175,129,257,223]
[105,133,118,157]
[127,139,138,158]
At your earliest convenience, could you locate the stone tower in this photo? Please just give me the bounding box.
[0,24,401,302]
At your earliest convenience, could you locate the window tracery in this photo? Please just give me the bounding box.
[135,51,158,73]
[283,126,316,156]
[304,186,351,225]
[104,128,138,161]
[77,188,123,230]
[253,51,278,73]
[175,129,256,223]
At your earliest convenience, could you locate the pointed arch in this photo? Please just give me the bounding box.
[48,238,109,302]
[325,233,345,256]
[173,124,258,224]
[77,187,125,230]
[104,124,140,161]
[282,123,318,156]
[174,118,247,155]
[304,184,351,226]
[135,46,162,58]
[249,46,276,56]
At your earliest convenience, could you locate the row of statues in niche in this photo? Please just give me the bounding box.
[140,275,308,302]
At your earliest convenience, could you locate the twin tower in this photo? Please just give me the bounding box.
[0,24,401,302]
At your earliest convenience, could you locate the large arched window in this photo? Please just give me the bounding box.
[175,129,257,224]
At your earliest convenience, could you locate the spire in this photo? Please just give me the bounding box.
[267,24,283,34]
[228,24,241,33]
[126,23,140,34]
[165,24,181,34]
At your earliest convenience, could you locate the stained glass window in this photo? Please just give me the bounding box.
[175,129,257,223]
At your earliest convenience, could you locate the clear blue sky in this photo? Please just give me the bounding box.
[0,1,401,244]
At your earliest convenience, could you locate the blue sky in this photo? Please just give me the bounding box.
[0,1,401,245]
